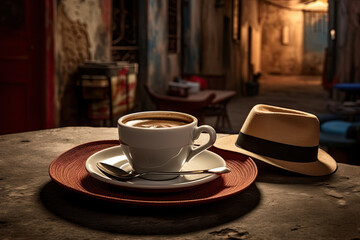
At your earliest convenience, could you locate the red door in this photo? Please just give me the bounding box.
[0,0,52,135]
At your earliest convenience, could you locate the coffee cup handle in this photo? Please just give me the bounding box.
[186,125,217,162]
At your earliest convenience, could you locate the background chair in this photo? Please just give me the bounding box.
[181,74,234,132]
[318,113,360,164]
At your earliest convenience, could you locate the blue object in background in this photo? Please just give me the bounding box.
[321,120,352,136]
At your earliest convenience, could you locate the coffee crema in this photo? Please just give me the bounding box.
[125,118,189,128]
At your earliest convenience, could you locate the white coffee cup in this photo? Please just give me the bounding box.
[117,111,217,180]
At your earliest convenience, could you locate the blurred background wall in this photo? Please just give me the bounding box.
[1,0,360,134]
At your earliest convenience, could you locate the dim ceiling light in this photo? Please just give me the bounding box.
[265,0,328,10]
[303,0,328,10]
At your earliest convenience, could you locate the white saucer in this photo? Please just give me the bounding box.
[85,145,226,191]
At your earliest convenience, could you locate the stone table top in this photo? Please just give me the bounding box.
[0,127,359,240]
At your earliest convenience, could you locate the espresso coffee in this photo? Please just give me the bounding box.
[118,111,216,180]
[125,118,189,128]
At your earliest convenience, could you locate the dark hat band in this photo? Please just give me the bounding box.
[236,132,318,163]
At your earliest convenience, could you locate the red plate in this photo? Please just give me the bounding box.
[49,140,257,207]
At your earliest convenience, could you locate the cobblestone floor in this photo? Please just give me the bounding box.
[209,74,330,133]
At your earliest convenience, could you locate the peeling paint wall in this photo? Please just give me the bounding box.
[241,0,261,88]
[61,0,111,60]
[182,0,201,74]
[147,0,168,92]
[302,11,327,75]
[55,0,112,126]
[260,2,304,75]
[147,0,181,94]
[201,1,225,75]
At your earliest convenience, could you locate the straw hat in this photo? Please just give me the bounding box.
[214,104,337,176]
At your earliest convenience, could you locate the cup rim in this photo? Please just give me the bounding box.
[118,111,197,130]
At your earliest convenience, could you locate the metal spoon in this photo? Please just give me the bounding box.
[96,162,231,181]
